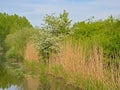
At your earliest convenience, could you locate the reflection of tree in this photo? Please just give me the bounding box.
[38,74,78,90]
[0,64,23,89]
[38,74,51,90]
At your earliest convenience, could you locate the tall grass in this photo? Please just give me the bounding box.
[24,42,39,62]
[49,38,120,90]
[24,35,120,89]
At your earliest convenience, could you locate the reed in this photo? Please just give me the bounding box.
[49,39,120,90]
[24,39,120,89]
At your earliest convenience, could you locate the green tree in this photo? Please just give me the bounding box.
[0,12,33,61]
[42,10,71,36]
[5,29,35,61]
[71,16,120,63]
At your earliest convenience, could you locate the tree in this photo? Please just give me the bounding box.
[42,10,72,36]
[5,29,35,61]
[0,12,33,61]
[33,30,61,64]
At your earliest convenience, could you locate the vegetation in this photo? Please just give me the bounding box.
[0,11,120,90]
[5,29,36,61]
[42,10,71,36]
[71,16,120,62]
[0,12,32,61]
[0,62,24,89]
[0,13,32,46]
[33,10,71,63]
[33,30,60,64]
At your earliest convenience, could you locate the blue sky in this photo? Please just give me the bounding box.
[0,0,120,26]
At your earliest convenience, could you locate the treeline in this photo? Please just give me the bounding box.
[71,16,120,63]
[0,11,120,63]
[0,13,32,61]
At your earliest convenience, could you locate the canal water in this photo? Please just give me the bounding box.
[0,62,80,90]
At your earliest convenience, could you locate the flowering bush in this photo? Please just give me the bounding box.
[33,30,62,64]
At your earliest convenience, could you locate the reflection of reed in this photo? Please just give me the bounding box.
[25,76,39,90]
[24,74,80,90]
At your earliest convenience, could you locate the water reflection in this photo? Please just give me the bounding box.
[38,74,79,90]
[0,63,80,90]
[24,75,79,90]
[0,85,18,90]
[0,63,23,90]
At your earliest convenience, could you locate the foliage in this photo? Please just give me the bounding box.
[0,12,33,61]
[5,29,35,61]
[71,16,120,62]
[0,13,32,46]
[81,77,109,90]
[51,65,63,76]
[33,30,61,64]
[0,63,24,89]
[33,10,72,63]
[1,11,120,90]
[42,10,71,36]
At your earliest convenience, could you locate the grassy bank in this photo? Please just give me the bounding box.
[24,39,120,90]
[24,13,120,90]
[48,38,120,90]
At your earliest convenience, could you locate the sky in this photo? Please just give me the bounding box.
[0,0,120,26]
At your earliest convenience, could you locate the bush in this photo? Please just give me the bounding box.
[33,30,61,64]
[71,16,120,63]
[5,28,35,61]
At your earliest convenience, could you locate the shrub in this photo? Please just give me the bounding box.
[5,29,35,61]
[33,30,61,64]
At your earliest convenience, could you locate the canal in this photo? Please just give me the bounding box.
[0,61,80,90]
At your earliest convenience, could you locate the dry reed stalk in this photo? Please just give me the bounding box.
[24,42,39,62]
[87,46,104,80]
[24,40,120,89]
[50,41,104,81]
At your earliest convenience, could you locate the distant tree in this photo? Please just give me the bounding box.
[72,16,120,62]
[42,10,72,36]
[0,12,33,61]
[0,12,32,45]
[5,29,35,61]
[33,10,71,64]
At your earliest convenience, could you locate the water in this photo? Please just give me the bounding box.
[0,86,18,90]
[0,62,80,90]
